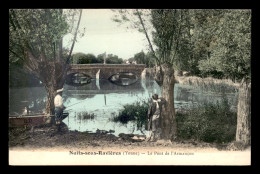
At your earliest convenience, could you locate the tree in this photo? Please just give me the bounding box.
[188,9,226,77]
[72,53,98,64]
[113,9,251,145]
[145,51,156,67]
[79,53,96,64]
[132,51,156,67]
[134,51,145,64]
[106,54,123,64]
[150,9,185,140]
[195,10,251,145]
[112,9,189,140]
[9,9,83,114]
[96,54,105,63]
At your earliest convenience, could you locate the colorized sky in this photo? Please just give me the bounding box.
[63,9,149,60]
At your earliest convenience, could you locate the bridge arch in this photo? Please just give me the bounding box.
[66,72,92,86]
[108,72,138,86]
[67,64,146,80]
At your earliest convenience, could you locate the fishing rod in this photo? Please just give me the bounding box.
[65,100,86,109]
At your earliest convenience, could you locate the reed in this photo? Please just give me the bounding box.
[176,75,239,94]
[176,96,237,143]
[76,111,95,120]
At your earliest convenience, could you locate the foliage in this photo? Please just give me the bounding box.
[79,53,98,64]
[9,9,83,114]
[166,9,225,75]
[151,9,187,66]
[96,53,105,63]
[112,9,251,81]
[71,52,123,64]
[9,64,42,87]
[9,9,69,63]
[112,100,149,130]
[193,10,251,82]
[176,96,237,143]
[106,54,123,64]
[133,51,145,64]
[133,51,156,67]
[72,53,100,64]
[111,9,152,33]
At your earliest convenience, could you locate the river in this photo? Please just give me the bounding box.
[9,79,238,136]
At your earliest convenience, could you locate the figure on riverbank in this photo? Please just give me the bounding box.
[146,94,165,142]
[22,106,29,115]
[54,88,66,126]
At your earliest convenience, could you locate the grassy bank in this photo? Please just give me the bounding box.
[175,75,239,94]
[143,68,239,93]
[176,98,237,143]
[112,96,236,144]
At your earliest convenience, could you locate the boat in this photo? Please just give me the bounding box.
[9,112,69,127]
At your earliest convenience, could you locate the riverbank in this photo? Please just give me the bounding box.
[9,124,249,151]
[175,73,240,90]
[142,68,240,89]
[9,125,250,165]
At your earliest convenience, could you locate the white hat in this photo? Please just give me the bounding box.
[56,88,63,93]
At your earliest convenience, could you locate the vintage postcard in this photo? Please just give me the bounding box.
[9,9,251,165]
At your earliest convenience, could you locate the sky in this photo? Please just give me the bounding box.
[63,9,149,60]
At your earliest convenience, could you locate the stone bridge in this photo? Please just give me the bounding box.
[67,64,146,79]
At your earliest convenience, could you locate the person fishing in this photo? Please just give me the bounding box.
[146,94,165,142]
[54,88,66,126]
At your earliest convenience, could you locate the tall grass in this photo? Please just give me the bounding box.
[177,76,239,94]
[76,111,95,120]
[176,96,237,143]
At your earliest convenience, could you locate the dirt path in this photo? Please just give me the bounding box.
[9,125,251,165]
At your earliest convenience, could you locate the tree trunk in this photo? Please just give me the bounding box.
[45,84,56,115]
[236,79,251,145]
[37,61,68,115]
[154,63,178,140]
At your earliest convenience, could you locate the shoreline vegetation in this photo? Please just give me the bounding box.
[142,68,239,94]
[112,96,237,144]
[175,73,239,94]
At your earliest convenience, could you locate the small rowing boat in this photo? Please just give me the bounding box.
[9,112,69,127]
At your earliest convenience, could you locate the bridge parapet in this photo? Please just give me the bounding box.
[68,64,146,79]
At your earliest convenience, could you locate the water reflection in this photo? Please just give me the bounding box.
[66,73,91,86]
[65,79,147,96]
[9,79,238,136]
[9,87,47,115]
[109,72,138,86]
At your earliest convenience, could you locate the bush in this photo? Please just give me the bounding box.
[112,100,149,130]
[176,96,237,143]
